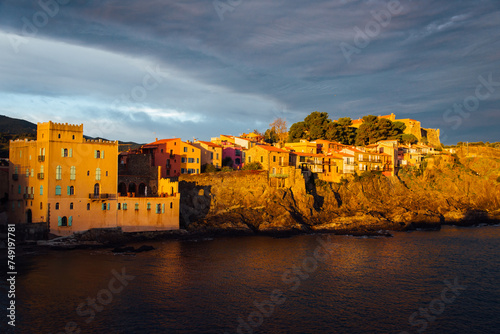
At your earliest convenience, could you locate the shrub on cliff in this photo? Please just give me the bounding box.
[242,162,262,170]
[221,166,234,172]
[201,163,217,173]
[497,176,500,183]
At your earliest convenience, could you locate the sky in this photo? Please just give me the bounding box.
[0,0,499,145]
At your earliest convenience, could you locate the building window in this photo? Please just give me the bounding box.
[156,204,161,214]
[188,158,194,163]
[58,216,68,226]
[18,185,21,194]
[67,186,74,195]
[56,166,62,180]
[87,171,90,176]
[55,186,62,196]
[117,203,121,210]
[95,150,101,158]
[31,169,34,177]
[211,152,213,159]
[40,202,43,210]
[106,171,108,177]
[260,156,263,163]
[197,158,199,163]
[123,203,127,210]
[55,203,60,210]
[248,156,252,163]
[94,183,100,196]
[183,147,187,152]
[87,203,90,210]
[181,157,186,163]
[40,186,43,196]
[96,168,101,181]
[26,168,30,177]
[135,203,139,210]
[147,202,151,210]
[62,148,68,157]
[170,202,173,209]
[70,166,76,180]
[273,156,276,162]
[70,202,74,210]
[102,203,106,210]
[72,135,75,140]
[58,134,61,139]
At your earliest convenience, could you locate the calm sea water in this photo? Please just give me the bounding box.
[2,225,500,334]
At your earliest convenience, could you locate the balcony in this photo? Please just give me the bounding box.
[89,193,116,200]
[37,173,44,180]
[12,174,18,181]
[23,194,34,199]
[38,155,45,162]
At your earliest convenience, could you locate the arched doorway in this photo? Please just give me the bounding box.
[26,209,32,223]
[138,183,146,196]
[118,183,127,196]
[128,183,136,195]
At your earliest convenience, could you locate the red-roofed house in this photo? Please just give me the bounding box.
[193,140,222,169]
[246,144,289,174]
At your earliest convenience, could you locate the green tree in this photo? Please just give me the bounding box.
[401,134,419,145]
[355,115,403,146]
[287,121,308,142]
[264,128,278,144]
[304,111,330,140]
[325,117,356,145]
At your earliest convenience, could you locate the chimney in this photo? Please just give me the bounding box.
[155,137,158,142]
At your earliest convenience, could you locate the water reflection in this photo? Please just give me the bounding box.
[7,226,500,334]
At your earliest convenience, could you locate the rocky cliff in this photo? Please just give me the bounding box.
[179,151,500,236]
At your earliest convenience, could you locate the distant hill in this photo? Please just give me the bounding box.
[0,115,37,135]
[0,116,143,157]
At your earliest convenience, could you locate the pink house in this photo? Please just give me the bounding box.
[220,141,245,169]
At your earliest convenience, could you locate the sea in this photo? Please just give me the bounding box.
[2,225,500,334]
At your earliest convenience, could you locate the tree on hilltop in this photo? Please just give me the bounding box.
[325,117,356,145]
[355,115,405,146]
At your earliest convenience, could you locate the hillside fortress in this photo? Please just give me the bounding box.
[350,113,441,147]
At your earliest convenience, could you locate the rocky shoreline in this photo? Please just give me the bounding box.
[22,212,497,251]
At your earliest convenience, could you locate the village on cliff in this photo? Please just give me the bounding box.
[3,113,458,238]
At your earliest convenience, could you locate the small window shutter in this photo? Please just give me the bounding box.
[162,204,165,214]
[58,216,62,226]
[67,186,71,195]
[102,203,106,210]
[94,150,97,158]
[107,203,110,210]
[69,149,73,157]
[61,148,65,157]
[102,151,105,159]
[68,216,73,226]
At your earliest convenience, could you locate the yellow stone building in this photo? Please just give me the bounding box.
[246,145,289,175]
[193,140,222,169]
[284,139,318,154]
[8,121,179,236]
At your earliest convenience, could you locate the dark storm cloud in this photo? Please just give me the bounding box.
[0,0,499,143]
